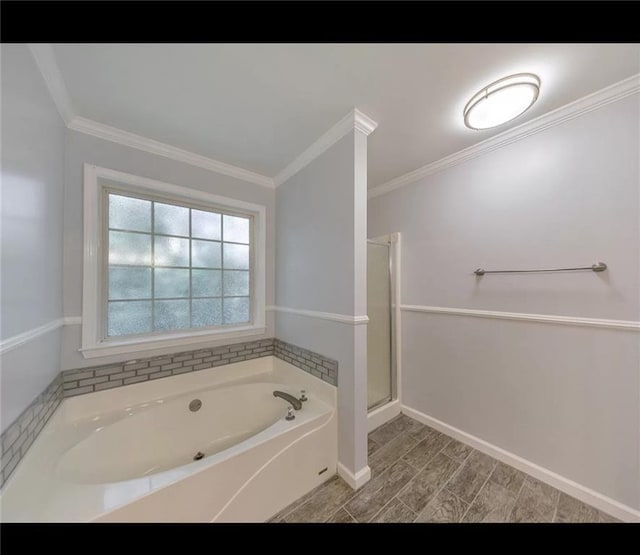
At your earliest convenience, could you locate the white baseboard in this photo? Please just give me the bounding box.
[367,399,401,432]
[337,462,371,490]
[400,404,640,523]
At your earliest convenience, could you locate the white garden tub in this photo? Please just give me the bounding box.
[0,356,337,522]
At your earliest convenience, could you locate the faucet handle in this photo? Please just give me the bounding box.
[300,390,308,402]
[285,406,295,421]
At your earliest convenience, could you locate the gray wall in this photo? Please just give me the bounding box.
[61,129,276,370]
[368,96,640,509]
[1,44,65,431]
[276,131,369,477]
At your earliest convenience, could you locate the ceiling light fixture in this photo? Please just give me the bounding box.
[463,73,541,130]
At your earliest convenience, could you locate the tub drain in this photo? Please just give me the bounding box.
[193,451,205,461]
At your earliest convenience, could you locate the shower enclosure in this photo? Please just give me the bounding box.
[367,238,395,411]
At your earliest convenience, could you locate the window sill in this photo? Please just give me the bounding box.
[80,325,267,359]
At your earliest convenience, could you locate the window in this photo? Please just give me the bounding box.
[107,192,252,336]
[82,165,266,358]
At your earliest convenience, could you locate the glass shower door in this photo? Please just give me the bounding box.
[367,241,392,410]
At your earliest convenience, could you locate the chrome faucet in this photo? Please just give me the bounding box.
[273,390,302,410]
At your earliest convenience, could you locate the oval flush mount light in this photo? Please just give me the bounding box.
[463,73,540,130]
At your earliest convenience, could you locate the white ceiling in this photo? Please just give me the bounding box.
[52,43,640,188]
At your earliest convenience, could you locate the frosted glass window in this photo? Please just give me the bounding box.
[192,240,221,268]
[109,267,151,300]
[106,191,252,339]
[154,236,189,267]
[108,301,152,336]
[154,300,190,331]
[223,243,249,270]
[192,299,222,327]
[109,195,151,232]
[223,215,250,244]
[192,269,221,297]
[154,268,190,298]
[154,203,189,237]
[223,270,249,297]
[192,209,221,240]
[223,297,250,324]
[109,231,152,265]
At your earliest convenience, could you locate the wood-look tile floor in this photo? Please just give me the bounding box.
[270,414,621,523]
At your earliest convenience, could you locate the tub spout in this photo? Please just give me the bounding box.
[273,391,302,410]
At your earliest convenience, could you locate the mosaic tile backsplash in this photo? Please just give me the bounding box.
[1,375,63,489]
[61,339,275,397]
[274,339,337,386]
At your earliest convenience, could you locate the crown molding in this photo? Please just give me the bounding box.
[353,108,378,136]
[274,108,378,187]
[28,44,75,125]
[28,44,274,189]
[28,44,379,191]
[68,117,275,188]
[369,73,640,199]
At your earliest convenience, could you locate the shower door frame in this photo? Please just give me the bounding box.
[367,232,401,414]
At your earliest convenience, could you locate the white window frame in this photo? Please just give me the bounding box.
[81,164,266,359]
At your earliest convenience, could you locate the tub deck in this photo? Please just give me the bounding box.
[0,357,336,522]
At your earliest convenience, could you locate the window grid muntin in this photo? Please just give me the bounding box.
[104,188,252,339]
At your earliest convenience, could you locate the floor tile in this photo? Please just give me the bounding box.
[270,414,606,524]
[415,489,469,523]
[367,419,399,446]
[398,452,460,513]
[402,432,451,470]
[489,462,526,494]
[369,432,418,474]
[508,503,549,523]
[508,476,559,522]
[368,438,381,457]
[440,439,473,463]
[400,415,429,437]
[368,414,423,446]
[465,450,497,476]
[597,511,622,523]
[285,476,355,523]
[371,498,417,523]
[446,458,495,504]
[345,460,417,522]
[554,493,600,523]
[327,508,356,523]
[408,424,439,442]
[462,480,517,522]
[524,476,561,505]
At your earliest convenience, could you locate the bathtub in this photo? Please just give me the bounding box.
[0,356,337,522]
